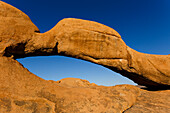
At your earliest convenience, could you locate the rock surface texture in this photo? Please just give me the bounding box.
[0,1,170,113]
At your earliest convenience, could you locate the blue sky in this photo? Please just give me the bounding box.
[2,0,170,86]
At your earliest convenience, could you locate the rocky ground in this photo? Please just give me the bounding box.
[0,57,170,113]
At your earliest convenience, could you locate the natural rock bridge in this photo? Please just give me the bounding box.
[0,1,169,89]
[0,1,170,112]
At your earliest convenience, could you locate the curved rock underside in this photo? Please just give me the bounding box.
[0,1,170,113]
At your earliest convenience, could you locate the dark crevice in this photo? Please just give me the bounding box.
[122,104,134,113]
[34,30,40,33]
[4,42,27,59]
[4,42,59,59]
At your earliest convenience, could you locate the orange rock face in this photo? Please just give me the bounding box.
[0,1,169,113]
[0,57,169,112]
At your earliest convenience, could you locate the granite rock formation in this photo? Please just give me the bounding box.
[0,1,170,113]
[0,1,170,89]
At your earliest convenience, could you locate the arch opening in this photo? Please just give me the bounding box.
[17,55,137,86]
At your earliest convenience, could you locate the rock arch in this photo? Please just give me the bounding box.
[0,1,170,112]
[0,1,169,89]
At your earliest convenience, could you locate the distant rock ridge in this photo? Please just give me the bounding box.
[0,1,170,113]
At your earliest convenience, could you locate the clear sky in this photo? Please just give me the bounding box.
[2,0,170,86]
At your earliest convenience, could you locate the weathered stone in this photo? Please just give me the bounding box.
[0,57,169,112]
[0,1,169,88]
[0,1,170,89]
[0,1,170,112]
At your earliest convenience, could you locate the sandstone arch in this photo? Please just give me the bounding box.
[0,1,169,89]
